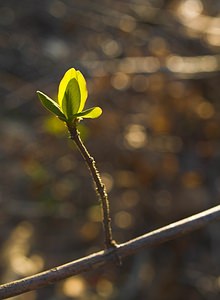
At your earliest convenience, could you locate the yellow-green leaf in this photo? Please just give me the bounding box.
[62,78,80,119]
[76,70,88,112]
[37,91,66,120]
[58,68,78,107]
[58,68,88,114]
[76,107,102,119]
[38,67,102,123]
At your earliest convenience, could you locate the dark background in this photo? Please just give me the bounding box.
[0,0,220,299]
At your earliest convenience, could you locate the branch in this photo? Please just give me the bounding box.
[1,205,220,299]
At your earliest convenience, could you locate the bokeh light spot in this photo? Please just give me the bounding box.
[96,278,114,297]
[63,276,86,298]
[167,55,218,74]
[119,16,136,32]
[124,124,147,149]
[102,39,122,57]
[121,190,140,208]
[101,172,114,192]
[114,211,133,229]
[196,101,215,119]
[178,0,203,20]
[111,72,130,90]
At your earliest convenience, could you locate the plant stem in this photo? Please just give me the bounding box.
[67,122,116,249]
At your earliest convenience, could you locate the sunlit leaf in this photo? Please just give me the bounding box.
[62,78,81,119]
[58,68,77,106]
[38,67,102,123]
[37,91,66,120]
[75,107,102,119]
[76,70,88,112]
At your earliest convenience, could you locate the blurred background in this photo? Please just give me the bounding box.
[0,0,220,299]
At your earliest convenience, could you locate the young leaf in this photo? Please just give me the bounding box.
[37,91,66,120]
[38,68,102,123]
[76,70,88,112]
[62,78,81,119]
[75,107,102,119]
[58,68,77,106]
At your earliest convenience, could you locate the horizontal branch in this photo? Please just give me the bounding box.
[1,205,220,299]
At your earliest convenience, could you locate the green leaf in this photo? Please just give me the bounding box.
[75,107,102,119]
[61,78,81,119]
[38,68,103,123]
[76,70,88,112]
[58,68,77,105]
[37,91,66,120]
